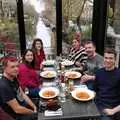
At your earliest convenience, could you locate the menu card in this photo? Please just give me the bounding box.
[44,108,63,116]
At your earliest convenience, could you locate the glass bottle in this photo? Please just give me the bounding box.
[68,79,74,91]
[59,64,65,83]
[60,71,65,83]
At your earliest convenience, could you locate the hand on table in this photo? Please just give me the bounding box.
[75,61,81,67]
[80,74,95,84]
[40,64,44,70]
[103,108,115,116]
[104,105,120,116]
[33,105,37,113]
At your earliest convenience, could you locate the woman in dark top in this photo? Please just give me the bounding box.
[32,38,45,70]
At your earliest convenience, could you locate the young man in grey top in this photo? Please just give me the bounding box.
[81,40,103,89]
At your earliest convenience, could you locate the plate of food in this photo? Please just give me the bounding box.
[65,71,82,79]
[40,70,57,79]
[71,88,95,101]
[42,60,55,66]
[39,87,59,99]
[61,59,74,66]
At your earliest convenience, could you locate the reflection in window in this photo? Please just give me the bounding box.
[23,0,56,58]
[62,0,93,55]
[106,0,120,67]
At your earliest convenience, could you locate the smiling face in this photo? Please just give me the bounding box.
[25,51,34,63]
[104,53,116,70]
[4,60,19,79]
[85,43,96,58]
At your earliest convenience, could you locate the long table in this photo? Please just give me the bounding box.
[37,64,101,120]
[38,97,100,120]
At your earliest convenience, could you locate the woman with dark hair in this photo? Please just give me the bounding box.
[18,49,41,97]
[32,38,45,70]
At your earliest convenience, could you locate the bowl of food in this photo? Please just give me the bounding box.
[61,59,74,66]
[65,71,82,79]
[40,70,57,79]
[71,88,95,101]
[42,60,55,67]
[39,87,59,99]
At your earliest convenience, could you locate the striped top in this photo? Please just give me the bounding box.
[69,47,88,70]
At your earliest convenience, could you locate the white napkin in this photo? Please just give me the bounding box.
[44,108,63,116]
[42,82,56,87]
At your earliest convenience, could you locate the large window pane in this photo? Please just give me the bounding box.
[106,0,120,66]
[62,0,93,54]
[23,0,56,58]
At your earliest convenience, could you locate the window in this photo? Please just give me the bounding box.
[62,0,93,55]
[23,0,56,58]
[106,0,120,66]
[0,0,20,57]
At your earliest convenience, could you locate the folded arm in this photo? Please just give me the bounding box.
[104,105,120,116]
[20,88,37,112]
[7,98,35,115]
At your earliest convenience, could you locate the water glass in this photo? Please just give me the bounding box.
[59,92,66,103]
[58,83,66,103]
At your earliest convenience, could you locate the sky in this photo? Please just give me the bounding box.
[23,0,45,14]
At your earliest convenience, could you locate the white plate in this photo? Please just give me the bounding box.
[61,59,74,66]
[40,70,57,79]
[39,87,59,99]
[71,88,95,101]
[65,71,82,79]
[42,60,55,66]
